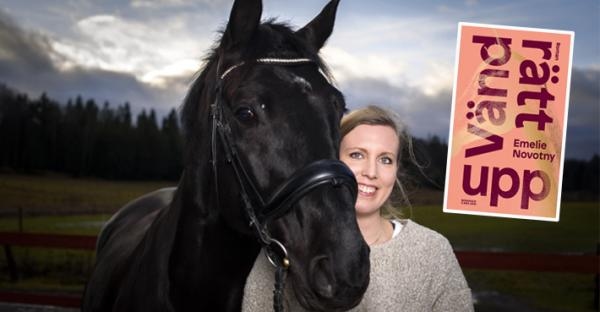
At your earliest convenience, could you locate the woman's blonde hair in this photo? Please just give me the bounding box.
[340,105,416,220]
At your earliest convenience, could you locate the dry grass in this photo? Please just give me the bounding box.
[0,173,175,216]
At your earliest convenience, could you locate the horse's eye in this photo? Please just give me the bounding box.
[331,95,346,114]
[234,107,256,122]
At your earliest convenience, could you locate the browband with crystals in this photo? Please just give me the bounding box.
[219,57,332,83]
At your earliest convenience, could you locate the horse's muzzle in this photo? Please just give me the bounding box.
[304,244,370,311]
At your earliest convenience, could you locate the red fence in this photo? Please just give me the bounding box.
[0,232,96,250]
[0,232,97,308]
[1,232,598,308]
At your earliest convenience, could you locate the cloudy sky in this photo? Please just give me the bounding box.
[0,0,598,159]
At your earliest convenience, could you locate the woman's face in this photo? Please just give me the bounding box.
[339,124,399,217]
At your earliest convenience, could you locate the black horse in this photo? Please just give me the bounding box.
[82,0,369,311]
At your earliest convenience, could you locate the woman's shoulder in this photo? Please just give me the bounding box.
[402,219,445,237]
[394,219,455,253]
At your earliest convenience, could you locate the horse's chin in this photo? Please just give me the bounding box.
[293,288,364,312]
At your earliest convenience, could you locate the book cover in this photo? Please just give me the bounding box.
[443,22,574,221]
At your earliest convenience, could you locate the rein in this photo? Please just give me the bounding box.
[209,57,357,311]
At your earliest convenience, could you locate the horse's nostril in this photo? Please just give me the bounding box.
[310,256,335,299]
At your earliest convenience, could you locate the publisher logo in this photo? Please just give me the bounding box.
[461,199,477,206]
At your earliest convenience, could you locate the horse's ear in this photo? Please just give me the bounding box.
[296,0,340,50]
[222,0,263,50]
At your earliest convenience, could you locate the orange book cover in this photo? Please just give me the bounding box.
[443,23,574,221]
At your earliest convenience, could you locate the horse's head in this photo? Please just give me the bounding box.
[181,0,369,310]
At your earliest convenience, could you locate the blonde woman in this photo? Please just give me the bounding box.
[243,105,473,311]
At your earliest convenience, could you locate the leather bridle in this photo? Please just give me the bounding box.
[209,57,357,311]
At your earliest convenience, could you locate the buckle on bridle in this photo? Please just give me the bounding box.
[265,238,290,268]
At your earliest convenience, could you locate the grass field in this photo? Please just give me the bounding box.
[411,202,598,254]
[0,174,598,311]
[0,173,175,216]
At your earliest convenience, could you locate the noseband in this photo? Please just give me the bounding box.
[210,57,357,311]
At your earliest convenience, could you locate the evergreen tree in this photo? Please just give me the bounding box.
[38,93,61,171]
[134,109,162,178]
[161,108,183,180]
[0,85,21,168]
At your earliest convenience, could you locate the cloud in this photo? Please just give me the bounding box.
[339,76,453,139]
[0,10,56,75]
[131,0,194,9]
[51,13,206,87]
[563,67,600,159]
[326,14,458,97]
[322,47,408,85]
[0,10,188,116]
[131,0,229,9]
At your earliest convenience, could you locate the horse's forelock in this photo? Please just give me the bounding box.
[256,20,333,79]
[226,19,332,77]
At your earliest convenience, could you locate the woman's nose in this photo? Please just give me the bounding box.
[360,159,377,179]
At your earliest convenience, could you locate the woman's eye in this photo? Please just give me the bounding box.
[349,152,363,159]
[234,107,256,121]
[380,157,394,165]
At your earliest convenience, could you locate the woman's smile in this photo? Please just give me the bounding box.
[358,183,377,197]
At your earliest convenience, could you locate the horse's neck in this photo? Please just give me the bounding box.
[169,202,262,311]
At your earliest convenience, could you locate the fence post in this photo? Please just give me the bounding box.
[3,245,18,282]
[18,207,23,232]
[595,243,599,310]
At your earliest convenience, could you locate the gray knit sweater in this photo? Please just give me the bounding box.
[242,219,473,311]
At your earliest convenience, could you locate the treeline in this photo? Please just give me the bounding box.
[0,84,182,180]
[0,83,597,197]
[406,135,599,197]
[562,156,599,199]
